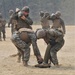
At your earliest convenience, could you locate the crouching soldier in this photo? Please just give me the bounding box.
[35,28,65,68]
[11,6,43,66]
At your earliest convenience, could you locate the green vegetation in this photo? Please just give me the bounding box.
[0,0,74,24]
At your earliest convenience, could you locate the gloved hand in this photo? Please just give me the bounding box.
[36,56,43,64]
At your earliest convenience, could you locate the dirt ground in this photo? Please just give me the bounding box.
[0,25,75,75]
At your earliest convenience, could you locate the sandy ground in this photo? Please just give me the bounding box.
[0,25,75,75]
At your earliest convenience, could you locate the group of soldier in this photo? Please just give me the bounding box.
[0,6,66,68]
[35,11,65,68]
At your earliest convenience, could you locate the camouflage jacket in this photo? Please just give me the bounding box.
[51,17,66,34]
[11,11,33,31]
[40,15,50,29]
[44,29,64,44]
[36,28,64,44]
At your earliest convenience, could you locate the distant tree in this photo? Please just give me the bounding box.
[0,0,74,24]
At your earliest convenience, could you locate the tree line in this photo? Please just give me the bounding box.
[0,0,74,25]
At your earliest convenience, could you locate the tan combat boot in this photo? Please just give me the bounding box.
[23,61,28,66]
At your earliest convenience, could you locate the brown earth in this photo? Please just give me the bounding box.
[0,25,75,75]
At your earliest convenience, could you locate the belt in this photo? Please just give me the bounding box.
[18,28,34,33]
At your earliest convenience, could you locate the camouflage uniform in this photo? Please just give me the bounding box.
[0,14,6,41]
[45,29,64,65]
[11,6,43,66]
[35,12,65,68]
[40,11,50,29]
[35,28,64,67]
[8,10,14,34]
[51,11,66,34]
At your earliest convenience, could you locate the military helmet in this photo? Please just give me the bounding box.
[51,13,55,17]
[55,11,61,16]
[16,8,20,12]
[9,10,14,15]
[51,13,56,18]
[39,11,44,17]
[9,10,14,13]
[22,6,29,13]
[44,12,50,17]
[36,29,46,39]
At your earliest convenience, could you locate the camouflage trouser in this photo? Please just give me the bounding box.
[43,44,51,63]
[11,24,15,34]
[11,32,30,62]
[11,32,41,62]
[44,39,64,65]
[50,39,65,65]
[28,33,41,56]
[0,28,6,40]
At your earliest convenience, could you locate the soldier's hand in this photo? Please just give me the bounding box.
[21,15,26,20]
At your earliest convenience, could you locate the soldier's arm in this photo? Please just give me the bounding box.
[60,18,66,34]
[41,16,45,22]
[24,17,33,25]
[8,18,12,27]
[21,16,33,25]
[54,30,63,42]
[18,11,33,25]
[41,15,50,21]
[48,29,63,42]
[8,14,15,27]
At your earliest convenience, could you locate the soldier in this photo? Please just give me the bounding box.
[35,28,64,68]
[9,8,20,34]
[11,6,43,66]
[38,11,51,44]
[0,13,6,41]
[51,11,66,35]
[34,11,65,68]
[40,11,50,29]
[8,9,15,34]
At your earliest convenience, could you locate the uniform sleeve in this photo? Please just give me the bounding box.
[41,16,45,22]
[18,11,33,25]
[54,29,63,42]
[48,29,63,42]
[8,15,14,27]
[25,17,33,25]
